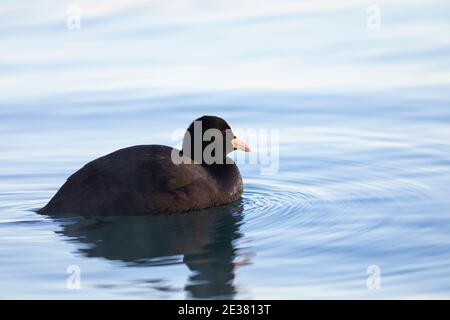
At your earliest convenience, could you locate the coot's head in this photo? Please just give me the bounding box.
[181,115,250,165]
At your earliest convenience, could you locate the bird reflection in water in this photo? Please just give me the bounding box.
[47,200,250,298]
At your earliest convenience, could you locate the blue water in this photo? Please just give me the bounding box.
[1,0,450,299]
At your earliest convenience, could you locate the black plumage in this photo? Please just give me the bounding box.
[38,116,249,216]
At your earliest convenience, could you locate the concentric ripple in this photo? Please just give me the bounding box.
[242,179,312,230]
[1,125,450,298]
[239,158,437,251]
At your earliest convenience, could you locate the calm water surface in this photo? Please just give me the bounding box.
[1,0,450,299]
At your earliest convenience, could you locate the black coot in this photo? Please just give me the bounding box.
[38,115,250,215]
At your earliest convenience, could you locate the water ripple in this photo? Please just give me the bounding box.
[240,158,436,250]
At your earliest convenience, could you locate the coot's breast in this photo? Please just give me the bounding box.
[39,145,243,216]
